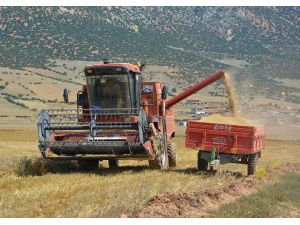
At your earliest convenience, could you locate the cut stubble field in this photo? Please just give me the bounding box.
[0,130,299,217]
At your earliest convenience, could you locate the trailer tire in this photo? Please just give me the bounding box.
[197,151,208,171]
[167,142,177,168]
[247,152,258,176]
[108,159,119,169]
[78,159,98,171]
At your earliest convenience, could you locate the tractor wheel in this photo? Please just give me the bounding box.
[197,151,208,171]
[247,152,259,176]
[167,142,177,168]
[108,159,119,169]
[78,159,99,171]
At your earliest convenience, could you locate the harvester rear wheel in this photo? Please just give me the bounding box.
[108,159,119,169]
[167,142,177,168]
[78,159,99,171]
[247,152,258,176]
[197,151,208,171]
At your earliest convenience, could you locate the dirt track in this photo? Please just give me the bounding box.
[135,163,300,218]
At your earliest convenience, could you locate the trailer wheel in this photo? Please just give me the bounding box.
[167,142,177,168]
[78,159,99,171]
[197,151,208,171]
[108,159,119,169]
[247,152,259,176]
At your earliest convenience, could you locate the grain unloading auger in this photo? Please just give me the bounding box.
[37,60,225,170]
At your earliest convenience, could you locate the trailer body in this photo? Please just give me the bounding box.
[185,120,265,175]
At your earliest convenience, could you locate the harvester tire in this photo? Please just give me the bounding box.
[148,142,169,171]
[247,152,258,176]
[78,159,98,171]
[149,154,169,171]
[197,151,208,171]
[167,142,177,168]
[148,160,160,170]
[148,132,169,171]
[108,159,119,169]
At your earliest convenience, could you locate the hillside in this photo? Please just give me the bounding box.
[0,7,298,70]
[0,6,299,128]
[0,6,299,104]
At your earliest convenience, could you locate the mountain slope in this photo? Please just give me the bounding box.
[0,6,299,102]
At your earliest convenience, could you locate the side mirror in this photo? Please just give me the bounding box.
[77,91,88,107]
[162,86,168,100]
[63,88,69,103]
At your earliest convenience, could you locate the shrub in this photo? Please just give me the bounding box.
[15,157,48,176]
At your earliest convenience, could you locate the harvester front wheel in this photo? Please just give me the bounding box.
[167,142,177,168]
[247,152,258,176]
[197,151,208,171]
[149,141,169,170]
[149,153,169,171]
[78,159,99,171]
[108,159,119,169]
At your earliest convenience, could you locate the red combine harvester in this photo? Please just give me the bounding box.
[37,60,225,170]
[186,121,265,175]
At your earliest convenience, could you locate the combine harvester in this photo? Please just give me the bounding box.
[37,60,225,170]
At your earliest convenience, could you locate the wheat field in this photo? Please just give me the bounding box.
[0,130,299,217]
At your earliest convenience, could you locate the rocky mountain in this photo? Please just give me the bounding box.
[0,6,299,101]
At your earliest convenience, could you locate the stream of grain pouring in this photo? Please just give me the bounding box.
[223,73,237,117]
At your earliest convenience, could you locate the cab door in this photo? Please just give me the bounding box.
[141,82,161,116]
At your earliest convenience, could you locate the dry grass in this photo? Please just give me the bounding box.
[0,130,300,217]
[215,172,300,218]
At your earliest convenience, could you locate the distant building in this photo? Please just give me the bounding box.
[191,108,206,115]
[176,119,187,126]
[185,99,201,105]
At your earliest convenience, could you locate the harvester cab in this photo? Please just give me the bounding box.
[83,63,141,111]
[37,60,225,170]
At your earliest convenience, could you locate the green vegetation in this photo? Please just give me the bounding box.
[215,172,300,218]
[4,96,30,110]
[0,7,299,103]
[26,70,82,86]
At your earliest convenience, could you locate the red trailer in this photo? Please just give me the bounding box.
[185,120,265,175]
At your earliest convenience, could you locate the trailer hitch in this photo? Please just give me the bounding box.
[209,147,220,170]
